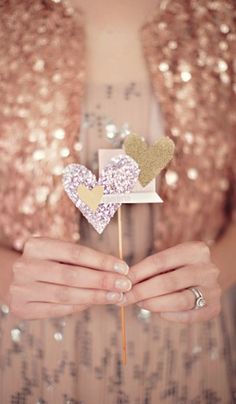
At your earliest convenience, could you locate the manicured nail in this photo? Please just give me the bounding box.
[106,291,123,302]
[114,262,129,275]
[116,294,127,306]
[115,278,132,292]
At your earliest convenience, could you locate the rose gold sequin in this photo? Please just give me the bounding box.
[0,0,235,256]
[140,0,236,251]
[0,2,235,404]
[0,0,85,248]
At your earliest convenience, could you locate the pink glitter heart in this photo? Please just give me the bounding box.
[62,155,140,234]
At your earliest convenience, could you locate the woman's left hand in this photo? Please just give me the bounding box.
[121,242,221,323]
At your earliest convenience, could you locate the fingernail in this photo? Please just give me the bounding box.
[106,291,123,302]
[115,278,132,292]
[116,294,127,306]
[114,262,129,275]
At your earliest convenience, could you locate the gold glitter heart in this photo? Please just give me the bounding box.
[77,185,104,212]
[124,134,175,187]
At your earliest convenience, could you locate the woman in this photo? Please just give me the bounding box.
[0,0,235,402]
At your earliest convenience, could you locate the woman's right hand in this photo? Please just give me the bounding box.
[9,237,131,320]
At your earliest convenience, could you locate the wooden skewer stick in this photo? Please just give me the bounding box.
[117,206,127,366]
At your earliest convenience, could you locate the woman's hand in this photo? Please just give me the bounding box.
[9,237,131,320]
[122,242,221,323]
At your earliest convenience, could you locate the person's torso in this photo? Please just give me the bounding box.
[0,0,235,253]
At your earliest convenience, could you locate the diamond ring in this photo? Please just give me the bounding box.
[190,287,206,310]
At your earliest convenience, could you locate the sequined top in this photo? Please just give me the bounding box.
[0,1,236,403]
[0,0,235,252]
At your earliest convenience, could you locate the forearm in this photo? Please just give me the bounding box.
[0,245,20,305]
[211,221,236,292]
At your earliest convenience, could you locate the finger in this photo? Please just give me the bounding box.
[159,303,221,323]
[14,258,132,292]
[136,287,220,312]
[124,263,218,305]
[11,302,90,320]
[23,237,129,274]
[11,283,125,305]
[128,241,210,285]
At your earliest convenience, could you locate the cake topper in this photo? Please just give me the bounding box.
[124,133,175,187]
[62,133,175,366]
[62,154,140,234]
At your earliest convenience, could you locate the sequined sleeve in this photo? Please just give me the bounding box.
[231,131,236,222]
[231,34,236,222]
[228,13,236,223]
[0,0,85,250]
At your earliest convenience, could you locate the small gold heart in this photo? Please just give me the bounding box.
[124,134,175,187]
[77,185,104,212]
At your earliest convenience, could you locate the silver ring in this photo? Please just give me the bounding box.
[190,287,206,310]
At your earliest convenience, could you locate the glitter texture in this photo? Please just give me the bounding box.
[124,133,175,187]
[0,1,235,402]
[63,155,139,233]
[0,0,235,254]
